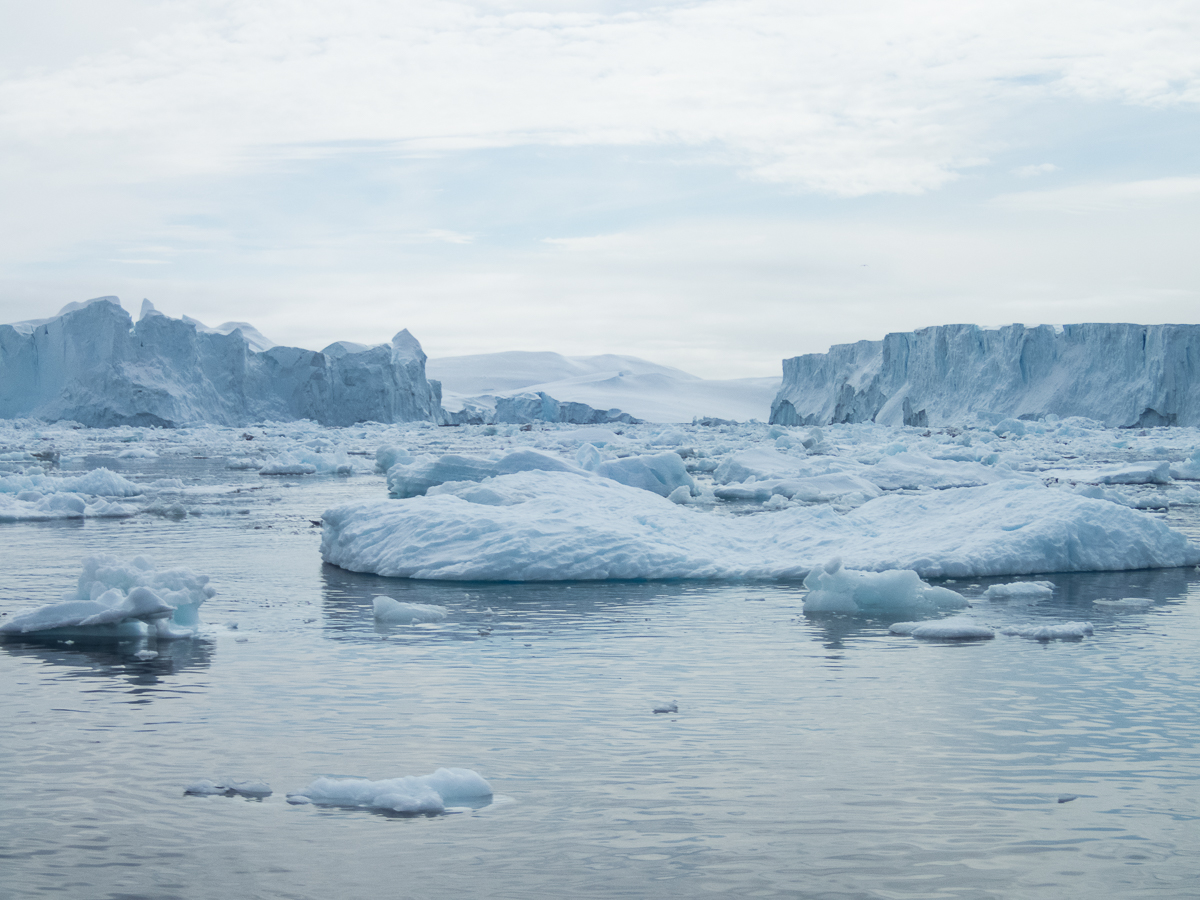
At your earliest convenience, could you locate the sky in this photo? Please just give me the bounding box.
[1,0,1198,378]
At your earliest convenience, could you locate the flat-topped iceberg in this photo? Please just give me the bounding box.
[321,471,1200,581]
[771,323,1200,428]
[0,555,215,640]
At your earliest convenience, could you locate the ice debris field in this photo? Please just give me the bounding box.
[4,410,1200,641]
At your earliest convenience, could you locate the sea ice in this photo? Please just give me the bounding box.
[803,559,967,616]
[372,596,449,623]
[0,555,215,640]
[321,471,1200,581]
[999,622,1094,640]
[983,581,1056,600]
[286,768,492,814]
[889,618,995,639]
[185,779,272,797]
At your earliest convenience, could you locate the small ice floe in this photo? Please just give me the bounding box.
[134,649,159,660]
[225,457,263,470]
[286,768,492,815]
[372,596,448,624]
[1057,794,1080,804]
[983,581,1055,600]
[999,621,1094,640]
[1093,597,1153,609]
[0,555,215,641]
[803,559,967,616]
[653,701,679,714]
[889,618,994,640]
[185,778,272,798]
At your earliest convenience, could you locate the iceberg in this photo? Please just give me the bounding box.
[0,554,215,640]
[771,323,1200,428]
[320,471,1200,581]
[0,297,442,427]
[286,768,492,815]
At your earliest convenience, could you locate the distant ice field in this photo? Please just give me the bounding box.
[3,418,1200,898]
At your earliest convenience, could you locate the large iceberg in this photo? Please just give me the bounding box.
[771,323,1200,428]
[0,297,443,427]
[320,471,1200,581]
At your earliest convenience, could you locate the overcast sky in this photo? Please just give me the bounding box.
[2,0,1198,377]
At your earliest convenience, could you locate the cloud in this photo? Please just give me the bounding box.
[1013,163,1059,178]
[2,0,1199,197]
[994,176,1200,212]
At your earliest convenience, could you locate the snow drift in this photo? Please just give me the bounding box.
[771,323,1200,428]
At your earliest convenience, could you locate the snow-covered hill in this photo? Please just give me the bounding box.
[429,351,780,423]
[771,323,1200,428]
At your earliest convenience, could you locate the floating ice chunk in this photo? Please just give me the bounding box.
[999,621,1094,640]
[375,445,413,474]
[592,451,695,498]
[287,768,492,815]
[0,492,137,522]
[0,555,215,640]
[185,778,272,797]
[890,618,994,640]
[993,418,1026,437]
[803,562,968,616]
[0,467,143,498]
[1055,462,1172,485]
[667,485,691,505]
[1169,450,1200,480]
[259,455,317,475]
[1093,597,1153,608]
[387,450,585,498]
[653,701,678,714]
[575,442,602,471]
[116,447,158,459]
[225,457,263,470]
[984,581,1055,600]
[322,473,1200,582]
[372,596,449,623]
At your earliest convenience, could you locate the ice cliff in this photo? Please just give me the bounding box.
[0,297,443,427]
[771,323,1200,428]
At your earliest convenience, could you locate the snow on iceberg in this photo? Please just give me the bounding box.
[0,555,215,640]
[286,768,492,815]
[321,472,1200,581]
[802,559,967,615]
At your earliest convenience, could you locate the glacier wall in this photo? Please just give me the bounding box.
[770,323,1200,428]
[0,298,443,427]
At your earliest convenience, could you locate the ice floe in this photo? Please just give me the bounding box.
[321,472,1200,581]
[372,597,449,624]
[286,768,492,814]
[998,622,1094,640]
[0,555,215,640]
[802,559,967,615]
[889,619,995,640]
[983,581,1056,600]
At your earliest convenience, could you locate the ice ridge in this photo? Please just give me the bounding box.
[770,323,1200,428]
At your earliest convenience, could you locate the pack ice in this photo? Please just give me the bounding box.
[771,323,1200,428]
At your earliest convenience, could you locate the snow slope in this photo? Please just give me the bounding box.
[430,351,779,423]
[771,323,1200,428]
[0,297,442,427]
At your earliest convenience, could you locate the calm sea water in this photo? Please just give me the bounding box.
[2,457,1199,899]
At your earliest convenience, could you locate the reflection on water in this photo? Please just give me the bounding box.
[1,634,214,684]
[2,458,1200,899]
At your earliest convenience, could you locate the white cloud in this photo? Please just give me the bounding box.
[2,1,1199,196]
[1013,163,1059,178]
